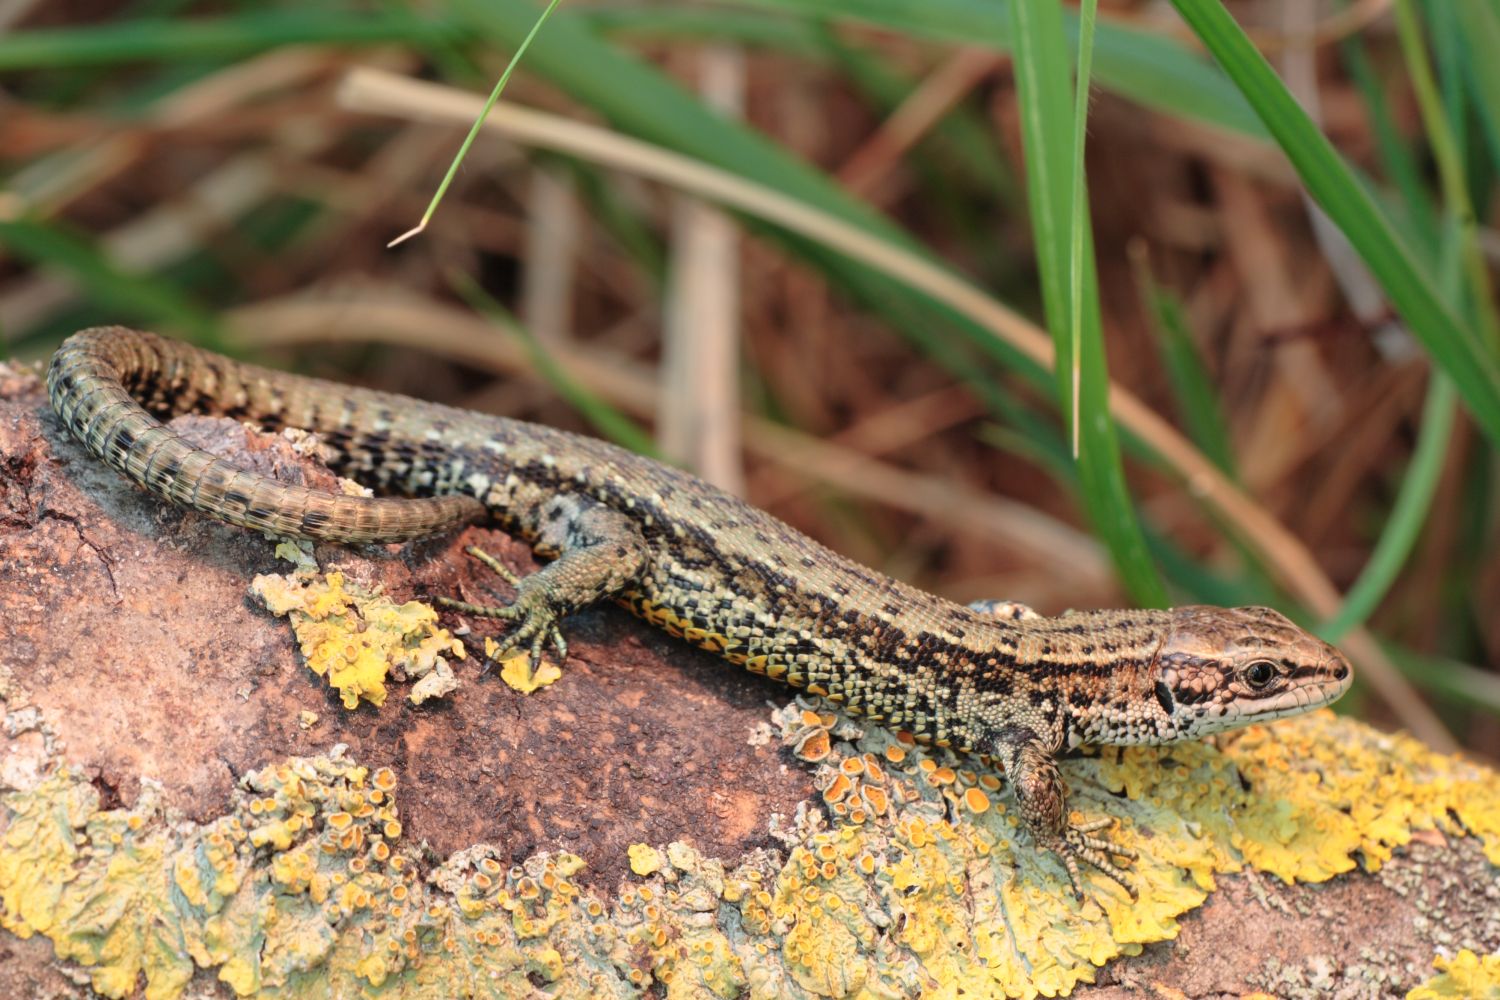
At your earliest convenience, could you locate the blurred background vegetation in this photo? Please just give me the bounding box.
[1,0,1496,757]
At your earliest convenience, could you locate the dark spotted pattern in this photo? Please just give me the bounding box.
[47,327,1355,898]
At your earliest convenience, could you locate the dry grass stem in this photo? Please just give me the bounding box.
[335,66,1449,746]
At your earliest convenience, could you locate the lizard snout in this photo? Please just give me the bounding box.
[1318,645,1354,703]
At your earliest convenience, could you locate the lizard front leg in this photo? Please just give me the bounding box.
[437,495,649,670]
[989,727,1137,901]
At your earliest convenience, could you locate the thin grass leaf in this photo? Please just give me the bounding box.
[732,0,1267,138]
[390,0,564,247]
[446,270,660,457]
[1065,0,1098,456]
[584,5,826,53]
[1383,642,1500,714]
[0,10,464,70]
[1170,0,1500,450]
[1452,0,1500,172]
[1393,0,1500,352]
[1319,374,1456,642]
[0,218,219,347]
[1339,34,1438,251]
[1132,263,1237,478]
[1009,0,1167,607]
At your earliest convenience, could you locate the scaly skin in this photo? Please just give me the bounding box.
[47,327,1354,898]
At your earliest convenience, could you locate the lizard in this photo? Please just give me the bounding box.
[46,326,1354,900]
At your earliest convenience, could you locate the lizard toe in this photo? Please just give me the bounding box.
[464,544,523,587]
[1049,818,1138,902]
[433,595,521,621]
[1070,817,1115,835]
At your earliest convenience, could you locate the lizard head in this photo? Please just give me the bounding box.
[1142,605,1352,742]
[1066,605,1352,746]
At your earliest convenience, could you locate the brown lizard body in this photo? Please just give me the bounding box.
[47,327,1353,898]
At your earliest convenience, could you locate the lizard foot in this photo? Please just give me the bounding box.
[435,545,568,671]
[1047,817,1138,903]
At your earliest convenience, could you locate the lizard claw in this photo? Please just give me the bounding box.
[1047,817,1137,903]
[434,546,568,673]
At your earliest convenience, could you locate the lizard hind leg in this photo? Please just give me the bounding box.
[436,495,650,671]
[991,730,1139,903]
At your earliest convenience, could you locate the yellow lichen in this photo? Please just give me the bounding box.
[1407,950,1500,999]
[252,569,465,710]
[0,768,94,941]
[1225,714,1500,877]
[482,636,563,694]
[629,843,663,876]
[750,703,1500,999]
[2,708,1496,999]
[498,655,562,694]
[0,775,192,999]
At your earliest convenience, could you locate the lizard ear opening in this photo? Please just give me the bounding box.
[1153,680,1174,716]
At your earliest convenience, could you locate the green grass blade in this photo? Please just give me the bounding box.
[1065,0,1098,456]
[0,10,464,70]
[1008,0,1167,607]
[390,0,563,247]
[1133,266,1237,477]
[1393,0,1500,351]
[1318,375,1456,642]
[731,0,1267,137]
[1452,0,1500,171]
[446,271,660,457]
[583,5,826,53]
[1339,34,1438,251]
[0,218,219,346]
[1169,0,1500,449]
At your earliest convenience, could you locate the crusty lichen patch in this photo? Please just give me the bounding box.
[1406,949,1500,999]
[0,753,634,999]
[1228,715,1500,877]
[759,704,1500,998]
[483,636,563,694]
[251,545,465,710]
[0,709,1496,999]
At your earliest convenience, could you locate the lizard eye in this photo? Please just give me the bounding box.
[1242,659,1277,690]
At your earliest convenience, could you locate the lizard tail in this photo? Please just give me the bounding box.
[47,326,485,543]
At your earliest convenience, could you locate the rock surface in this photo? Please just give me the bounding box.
[1,365,1496,1000]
